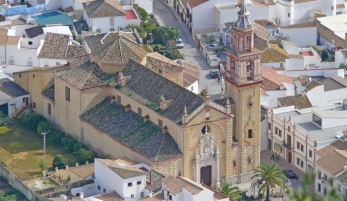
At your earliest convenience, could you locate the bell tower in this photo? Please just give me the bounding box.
[223,0,262,183]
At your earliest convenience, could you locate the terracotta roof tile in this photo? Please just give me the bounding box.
[201,183,228,200]
[164,176,203,196]
[64,6,74,13]
[0,27,7,45]
[145,52,184,73]
[187,0,208,8]
[92,191,124,201]
[81,101,182,161]
[261,66,293,90]
[281,21,315,29]
[251,0,274,7]
[139,192,164,201]
[278,94,312,109]
[179,60,200,88]
[315,150,347,176]
[337,4,345,9]
[69,163,94,179]
[83,0,125,18]
[96,158,146,179]
[260,44,290,63]
[146,169,165,193]
[316,141,347,158]
[66,45,86,58]
[6,36,20,45]
[294,0,315,3]
[305,80,322,92]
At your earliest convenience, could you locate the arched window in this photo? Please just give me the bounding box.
[246,61,254,80]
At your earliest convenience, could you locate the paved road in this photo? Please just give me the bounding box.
[153,0,223,100]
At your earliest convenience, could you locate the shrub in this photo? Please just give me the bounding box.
[20,111,45,130]
[340,63,347,69]
[52,154,67,169]
[61,137,69,147]
[37,121,53,134]
[142,22,156,33]
[0,111,9,126]
[126,24,145,38]
[135,5,148,21]
[67,138,78,152]
[163,51,177,60]
[142,45,153,53]
[77,148,94,164]
[152,28,163,43]
[73,142,82,153]
[49,131,64,144]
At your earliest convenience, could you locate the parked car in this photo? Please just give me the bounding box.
[176,38,184,49]
[209,69,220,78]
[208,43,220,47]
[283,170,297,179]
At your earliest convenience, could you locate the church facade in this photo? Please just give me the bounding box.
[13,1,261,186]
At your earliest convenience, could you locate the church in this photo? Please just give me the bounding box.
[13,1,261,186]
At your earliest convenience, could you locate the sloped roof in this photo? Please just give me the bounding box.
[83,0,125,18]
[145,52,184,73]
[66,45,86,58]
[318,77,347,91]
[316,141,347,158]
[42,85,55,102]
[6,36,20,45]
[214,97,235,106]
[315,150,347,176]
[139,192,164,201]
[69,163,94,179]
[261,66,293,90]
[118,59,205,124]
[261,44,290,63]
[179,60,200,88]
[305,80,322,92]
[96,159,146,179]
[64,6,74,13]
[81,101,182,161]
[0,27,7,45]
[25,26,44,38]
[93,192,124,201]
[163,176,203,196]
[187,0,208,8]
[146,169,165,193]
[0,78,28,97]
[278,95,312,109]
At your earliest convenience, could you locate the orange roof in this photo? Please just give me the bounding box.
[188,0,208,8]
[261,66,293,90]
[125,10,137,20]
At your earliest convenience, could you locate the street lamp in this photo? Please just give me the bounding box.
[41,131,49,173]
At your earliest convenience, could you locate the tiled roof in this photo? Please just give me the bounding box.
[214,97,235,106]
[179,60,200,88]
[96,158,146,179]
[305,80,322,92]
[92,191,124,201]
[57,61,111,89]
[81,100,182,161]
[251,0,275,7]
[163,176,203,196]
[318,77,347,91]
[254,19,277,28]
[187,0,208,8]
[299,75,309,85]
[254,22,273,41]
[42,85,55,102]
[91,34,147,65]
[83,0,125,18]
[146,169,165,193]
[0,27,7,45]
[337,4,345,9]
[316,141,347,158]
[0,78,28,97]
[6,36,20,45]
[25,26,44,38]
[118,59,205,124]
[278,94,312,109]
[315,150,347,176]
[69,163,94,179]
[139,192,164,201]
[145,52,184,73]
[294,0,314,3]
[38,33,86,59]
[261,44,290,63]
[336,170,347,187]
[281,21,315,29]
[261,66,293,90]
[64,6,74,13]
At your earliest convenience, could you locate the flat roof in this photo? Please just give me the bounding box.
[276,110,347,143]
[43,26,72,36]
[317,14,347,33]
[313,110,347,119]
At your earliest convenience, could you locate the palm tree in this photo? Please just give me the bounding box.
[217,182,242,201]
[251,164,286,201]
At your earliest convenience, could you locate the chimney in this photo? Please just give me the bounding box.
[159,94,167,111]
[86,160,89,164]
[149,190,153,197]
[344,162,347,170]
[118,72,126,87]
[86,0,89,5]
[80,192,84,199]
[75,162,79,167]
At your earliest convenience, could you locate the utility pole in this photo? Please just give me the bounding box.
[41,132,49,172]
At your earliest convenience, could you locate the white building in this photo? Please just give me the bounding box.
[264,104,347,174]
[316,14,347,49]
[261,66,295,108]
[335,49,347,68]
[0,77,29,117]
[83,0,141,33]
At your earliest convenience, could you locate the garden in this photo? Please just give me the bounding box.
[0,111,94,181]
[129,5,183,60]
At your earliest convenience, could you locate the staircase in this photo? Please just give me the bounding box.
[10,105,29,118]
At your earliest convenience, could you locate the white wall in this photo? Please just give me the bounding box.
[266,90,287,108]
[285,58,304,71]
[335,49,347,68]
[6,44,40,67]
[0,45,5,65]
[186,81,199,94]
[45,0,62,11]
[323,88,347,105]
[322,117,347,129]
[38,58,67,67]
[282,27,317,47]
[276,69,344,78]
[71,183,96,197]
[260,119,268,151]
[306,85,324,106]
[87,15,140,33]
[134,0,153,14]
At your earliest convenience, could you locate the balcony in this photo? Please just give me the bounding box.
[282,141,292,150]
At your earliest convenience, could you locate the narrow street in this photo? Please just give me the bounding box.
[153,0,223,100]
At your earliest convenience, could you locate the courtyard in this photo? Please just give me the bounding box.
[0,122,78,181]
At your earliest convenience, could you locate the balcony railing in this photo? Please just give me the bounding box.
[282,141,292,150]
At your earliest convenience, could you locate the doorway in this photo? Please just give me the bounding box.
[23,97,29,106]
[287,151,292,163]
[200,165,212,186]
[268,139,272,150]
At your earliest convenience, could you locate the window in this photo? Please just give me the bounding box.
[27,57,32,66]
[98,185,100,190]
[318,170,321,179]
[331,6,334,10]
[137,107,142,115]
[313,114,322,127]
[233,159,236,167]
[44,61,49,67]
[338,184,341,192]
[33,102,36,109]
[297,157,300,165]
[268,123,271,130]
[288,126,290,132]
[47,103,51,115]
[28,41,33,45]
[309,150,312,158]
[324,187,327,195]
[301,144,304,151]
[169,195,172,200]
[275,127,278,134]
[137,181,142,185]
[191,86,194,91]
[9,56,14,65]
[248,129,252,138]
[158,119,163,127]
[141,192,144,197]
[318,183,321,192]
[117,95,121,103]
[300,160,303,168]
[324,174,327,180]
[131,194,134,198]
[103,188,106,193]
[65,86,70,101]
[248,156,251,164]
[279,130,282,137]
[110,17,114,26]
[128,182,132,187]
[288,13,290,17]
[297,142,300,149]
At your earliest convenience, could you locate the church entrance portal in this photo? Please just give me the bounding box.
[201,165,212,186]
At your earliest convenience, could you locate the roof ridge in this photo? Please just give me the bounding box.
[119,39,123,63]
[90,0,105,18]
[154,133,166,161]
[79,64,97,89]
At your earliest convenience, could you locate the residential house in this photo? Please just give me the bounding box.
[316,14,347,49]
[69,163,94,183]
[264,104,347,175]
[315,140,347,197]
[83,0,140,33]
[0,77,29,117]
[260,66,294,108]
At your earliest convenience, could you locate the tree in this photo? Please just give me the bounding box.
[52,154,67,169]
[37,121,52,134]
[20,111,45,130]
[77,148,94,164]
[251,164,286,201]
[135,5,148,21]
[142,22,157,33]
[127,24,145,38]
[0,111,9,126]
[154,26,181,52]
[216,182,242,201]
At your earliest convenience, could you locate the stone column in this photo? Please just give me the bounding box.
[195,150,200,183]
[216,145,221,186]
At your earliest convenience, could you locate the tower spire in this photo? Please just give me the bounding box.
[235,0,252,29]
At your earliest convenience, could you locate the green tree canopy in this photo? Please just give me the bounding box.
[155,26,181,52]
[77,148,94,164]
[135,4,148,21]
[251,164,286,201]
[52,154,67,169]
[216,182,242,201]
[37,121,53,134]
